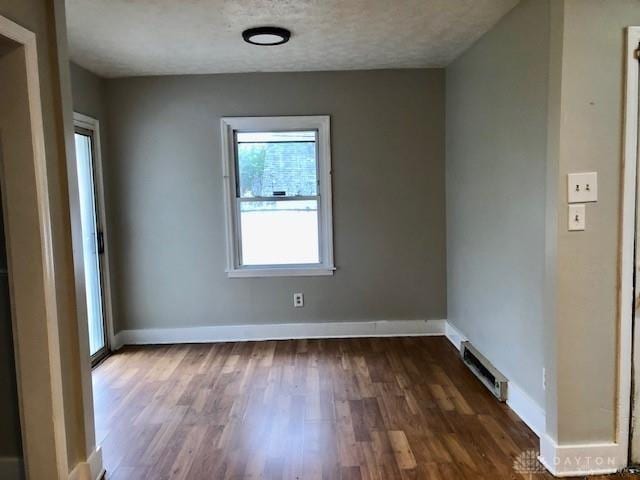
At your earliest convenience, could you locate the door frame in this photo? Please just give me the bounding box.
[73,112,115,359]
[0,14,70,479]
[623,26,640,464]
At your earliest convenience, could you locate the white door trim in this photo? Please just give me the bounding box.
[73,112,116,355]
[0,14,69,478]
[624,26,640,464]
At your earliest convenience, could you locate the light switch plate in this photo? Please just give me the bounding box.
[568,204,586,231]
[568,172,597,203]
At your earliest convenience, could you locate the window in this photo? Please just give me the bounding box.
[221,116,334,277]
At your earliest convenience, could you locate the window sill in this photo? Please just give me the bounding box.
[226,266,335,278]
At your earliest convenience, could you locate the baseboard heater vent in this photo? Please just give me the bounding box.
[460,341,508,402]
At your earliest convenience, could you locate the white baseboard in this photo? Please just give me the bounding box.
[443,321,545,438]
[0,457,24,480]
[113,319,446,348]
[507,381,545,438]
[539,434,625,477]
[69,446,104,480]
[444,320,467,351]
[88,446,105,480]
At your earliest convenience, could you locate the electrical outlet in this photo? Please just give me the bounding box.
[293,293,304,308]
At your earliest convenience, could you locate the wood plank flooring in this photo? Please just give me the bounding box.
[93,337,633,479]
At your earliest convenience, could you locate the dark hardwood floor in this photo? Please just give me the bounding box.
[93,337,634,479]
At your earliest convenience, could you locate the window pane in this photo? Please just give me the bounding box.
[74,133,105,356]
[237,131,316,143]
[240,200,319,265]
[236,131,317,198]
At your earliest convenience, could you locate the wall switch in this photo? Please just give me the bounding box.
[542,368,546,390]
[568,172,597,203]
[293,293,304,307]
[568,204,586,231]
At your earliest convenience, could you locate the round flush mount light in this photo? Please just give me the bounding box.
[242,26,291,46]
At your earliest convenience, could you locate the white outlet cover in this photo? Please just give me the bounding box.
[293,293,304,307]
[567,172,597,203]
[568,204,586,231]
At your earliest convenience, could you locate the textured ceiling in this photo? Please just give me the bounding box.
[66,0,519,78]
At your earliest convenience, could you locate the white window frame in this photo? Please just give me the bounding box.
[221,115,335,278]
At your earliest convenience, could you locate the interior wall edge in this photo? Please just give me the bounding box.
[52,0,99,469]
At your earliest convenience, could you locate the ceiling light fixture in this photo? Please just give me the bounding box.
[242,26,291,46]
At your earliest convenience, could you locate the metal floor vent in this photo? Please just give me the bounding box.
[460,341,508,402]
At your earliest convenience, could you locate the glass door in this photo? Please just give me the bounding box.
[74,128,107,364]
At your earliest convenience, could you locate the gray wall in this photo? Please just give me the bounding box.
[70,62,106,122]
[446,0,549,408]
[100,70,446,331]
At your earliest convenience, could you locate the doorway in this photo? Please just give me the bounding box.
[0,162,24,479]
[624,26,640,466]
[73,114,111,365]
[0,14,79,478]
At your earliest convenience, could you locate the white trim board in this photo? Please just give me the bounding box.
[508,381,545,439]
[113,319,446,348]
[539,435,621,477]
[0,13,70,479]
[444,320,467,351]
[442,321,546,438]
[621,26,640,466]
[0,457,24,480]
[68,446,104,480]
